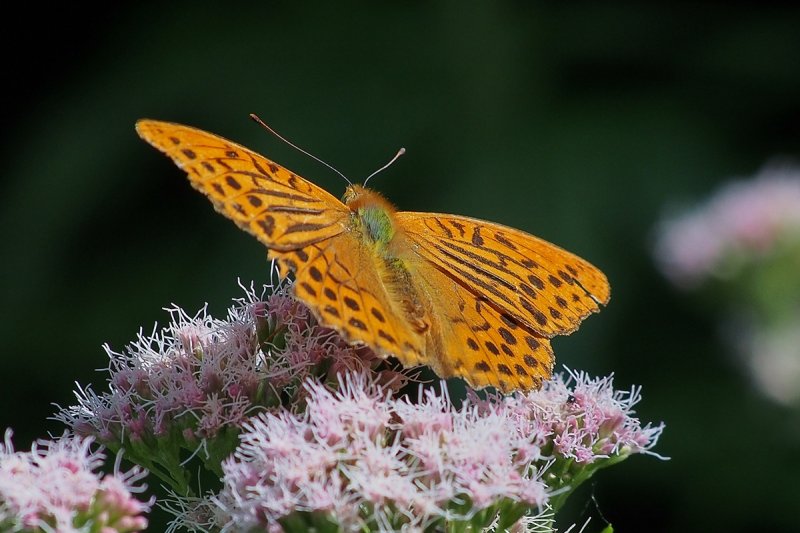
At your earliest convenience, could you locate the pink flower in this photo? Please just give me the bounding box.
[0,429,151,533]
[217,369,661,531]
[55,279,413,496]
[509,369,662,463]
[52,274,664,531]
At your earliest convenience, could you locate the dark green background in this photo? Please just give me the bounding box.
[2,2,799,532]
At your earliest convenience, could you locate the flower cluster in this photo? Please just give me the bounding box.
[0,430,151,533]
[654,163,800,287]
[214,370,662,532]
[473,370,664,512]
[653,163,800,406]
[53,277,664,531]
[55,280,410,495]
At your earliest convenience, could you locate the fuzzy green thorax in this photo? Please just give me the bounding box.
[344,185,397,248]
[359,206,395,245]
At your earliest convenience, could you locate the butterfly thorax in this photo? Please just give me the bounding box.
[343,185,430,334]
[344,185,397,249]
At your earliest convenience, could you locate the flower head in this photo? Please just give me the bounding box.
[216,370,662,531]
[0,429,151,533]
[55,277,412,496]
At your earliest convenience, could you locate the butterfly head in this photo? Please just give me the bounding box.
[344,185,398,247]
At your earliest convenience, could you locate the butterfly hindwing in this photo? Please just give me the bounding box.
[411,261,554,392]
[270,234,426,367]
[396,212,610,338]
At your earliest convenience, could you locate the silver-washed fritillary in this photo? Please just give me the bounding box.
[136,119,610,392]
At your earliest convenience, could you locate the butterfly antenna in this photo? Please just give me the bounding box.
[363,147,406,187]
[249,113,352,186]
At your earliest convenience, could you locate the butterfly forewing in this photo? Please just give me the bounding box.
[396,212,610,338]
[136,120,350,251]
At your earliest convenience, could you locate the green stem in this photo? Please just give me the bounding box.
[548,454,629,512]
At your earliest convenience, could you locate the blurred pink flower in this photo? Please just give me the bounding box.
[654,163,800,287]
[729,316,800,407]
[654,163,800,408]
[0,430,151,533]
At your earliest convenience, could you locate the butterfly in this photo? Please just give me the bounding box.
[136,119,610,393]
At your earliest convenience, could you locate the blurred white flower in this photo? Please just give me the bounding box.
[730,317,800,406]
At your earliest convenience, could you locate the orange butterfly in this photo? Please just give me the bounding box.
[136,120,610,393]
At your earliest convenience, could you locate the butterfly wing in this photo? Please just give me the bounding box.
[270,234,426,365]
[137,120,426,367]
[396,212,610,337]
[409,261,555,392]
[395,212,609,392]
[136,120,350,250]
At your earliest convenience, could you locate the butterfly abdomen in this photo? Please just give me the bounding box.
[383,258,430,335]
[343,186,432,338]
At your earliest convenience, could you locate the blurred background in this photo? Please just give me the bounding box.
[2,2,799,531]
